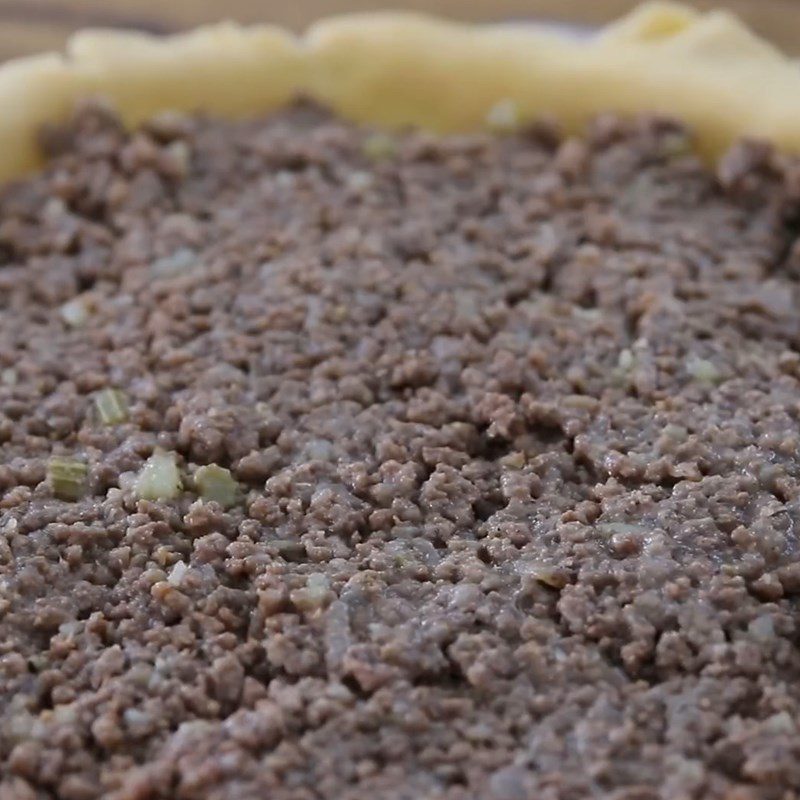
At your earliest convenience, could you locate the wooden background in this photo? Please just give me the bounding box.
[0,0,798,60]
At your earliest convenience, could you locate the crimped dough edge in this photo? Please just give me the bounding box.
[1,0,798,181]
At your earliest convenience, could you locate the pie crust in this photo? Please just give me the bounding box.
[1,0,798,181]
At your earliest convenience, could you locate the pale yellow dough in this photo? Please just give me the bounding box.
[1,0,799,181]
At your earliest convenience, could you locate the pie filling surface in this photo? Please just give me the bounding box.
[1,103,800,800]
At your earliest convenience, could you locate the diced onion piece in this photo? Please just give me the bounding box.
[59,297,90,328]
[151,247,196,278]
[163,140,191,178]
[168,560,189,586]
[94,388,129,425]
[135,451,182,501]
[597,522,648,535]
[290,572,331,612]
[499,451,525,469]
[48,456,87,501]
[194,464,239,508]
[617,349,635,370]
[662,424,688,440]
[686,356,721,385]
[346,170,373,192]
[531,566,569,589]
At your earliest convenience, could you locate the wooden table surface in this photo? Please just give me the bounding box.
[0,0,798,60]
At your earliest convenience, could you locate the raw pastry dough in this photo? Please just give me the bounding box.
[0,1,797,181]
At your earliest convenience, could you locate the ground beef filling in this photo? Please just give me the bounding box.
[1,103,800,800]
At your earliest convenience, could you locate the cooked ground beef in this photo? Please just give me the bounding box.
[1,101,800,800]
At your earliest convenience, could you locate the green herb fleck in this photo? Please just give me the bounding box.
[362,133,397,162]
[48,457,87,501]
[94,388,129,425]
[658,132,693,159]
[194,464,239,509]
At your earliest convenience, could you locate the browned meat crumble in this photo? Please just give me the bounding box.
[1,102,800,800]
